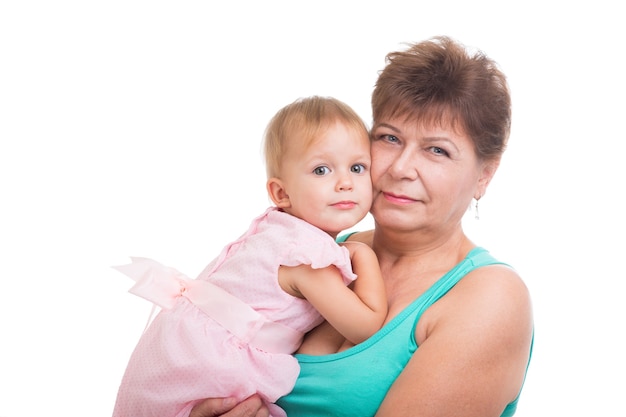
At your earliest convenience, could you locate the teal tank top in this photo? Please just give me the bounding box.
[276,246,532,417]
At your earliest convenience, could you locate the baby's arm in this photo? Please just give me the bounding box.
[278,242,387,344]
[340,240,388,331]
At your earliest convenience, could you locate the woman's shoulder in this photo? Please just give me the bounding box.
[420,248,532,342]
[451,254,531,317]
[437,261,533,357]
[459,246,528,300]
[467,257,529,299]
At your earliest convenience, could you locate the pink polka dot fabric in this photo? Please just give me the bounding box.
[112,208,356,417]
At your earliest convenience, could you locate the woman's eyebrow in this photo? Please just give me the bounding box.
[374,122,400,133]
[423,136,460,152]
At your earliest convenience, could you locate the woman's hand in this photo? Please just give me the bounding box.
[189,395,269,417]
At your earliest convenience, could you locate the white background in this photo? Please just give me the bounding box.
[1,1,625,416]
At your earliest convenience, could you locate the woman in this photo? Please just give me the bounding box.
[191,36,533,417]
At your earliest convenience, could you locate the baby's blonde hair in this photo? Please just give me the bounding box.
[263,96,369,178]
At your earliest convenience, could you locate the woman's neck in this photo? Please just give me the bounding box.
[369,224,475,322]
[371,223,473,272]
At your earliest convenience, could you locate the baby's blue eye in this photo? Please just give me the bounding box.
[314,166,330,176]
[351,164,366,174]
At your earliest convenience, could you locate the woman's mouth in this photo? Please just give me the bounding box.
[382,192,416,205]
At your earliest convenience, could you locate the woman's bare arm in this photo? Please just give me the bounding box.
[375,265,533,417]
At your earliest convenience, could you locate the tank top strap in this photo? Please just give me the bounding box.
[409,247,508,322]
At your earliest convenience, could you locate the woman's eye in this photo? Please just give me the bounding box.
[351,164,366,174]
[383,134,399,143]
[430,146,449,156]
[313,166,330,176]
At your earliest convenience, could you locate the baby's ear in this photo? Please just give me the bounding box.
[267,178,291,208]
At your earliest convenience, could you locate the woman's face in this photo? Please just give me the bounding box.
[369,116,497,234]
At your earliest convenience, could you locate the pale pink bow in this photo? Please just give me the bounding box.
[113,257,304,354]
[113,257,191,310]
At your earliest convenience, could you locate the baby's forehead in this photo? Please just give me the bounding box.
[310,120,368,141]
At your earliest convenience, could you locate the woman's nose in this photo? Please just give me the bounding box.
[389,149,419,180]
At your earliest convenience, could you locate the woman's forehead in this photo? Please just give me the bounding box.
[377,101,465,130]
[375,112,467,136]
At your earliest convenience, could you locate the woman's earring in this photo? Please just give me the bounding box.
[474,197,481,220]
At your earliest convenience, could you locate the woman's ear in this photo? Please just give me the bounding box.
[475,158,500,199]
[267,177,291,208]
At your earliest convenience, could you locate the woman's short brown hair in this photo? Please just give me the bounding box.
[372,36,511,160]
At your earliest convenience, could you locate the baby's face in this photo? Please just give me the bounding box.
[279,122,372,236]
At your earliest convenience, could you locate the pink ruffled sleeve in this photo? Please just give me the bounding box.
[279,234,357,286]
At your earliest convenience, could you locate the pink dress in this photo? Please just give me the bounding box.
[112,208,357,417]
